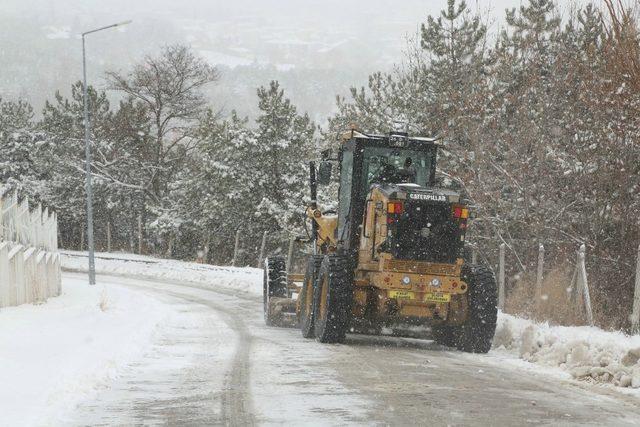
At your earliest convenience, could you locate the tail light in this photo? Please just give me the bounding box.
[387,202,404,214]
[452,205,469,219]
[387,201,404,224]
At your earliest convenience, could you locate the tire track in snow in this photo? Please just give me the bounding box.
[68,270,640,426]
[102,277,257,426]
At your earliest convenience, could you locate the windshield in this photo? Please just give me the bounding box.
[361,146,433,196]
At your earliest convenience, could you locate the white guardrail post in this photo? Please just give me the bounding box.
[0,196,4,241]
[8,244,24,306]
[24,247,37,303]
[0,242,10,307]
[0,192,61,308]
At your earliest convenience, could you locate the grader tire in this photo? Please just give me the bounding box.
[263,256,287,326]
[313,255,353,343]
[300,255,324,338]
[455,265,498,353]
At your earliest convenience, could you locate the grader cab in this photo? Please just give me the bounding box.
[263,128,498,353]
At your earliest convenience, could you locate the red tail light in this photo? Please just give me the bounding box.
[387,202,403,214]
[387,201,404,224]
[453,206,469,219]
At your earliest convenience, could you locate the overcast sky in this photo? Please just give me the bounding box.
[1,0,598,120]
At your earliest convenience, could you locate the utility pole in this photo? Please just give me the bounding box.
[81,20,131,285]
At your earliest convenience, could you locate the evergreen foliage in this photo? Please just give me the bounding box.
[1,1,639,327]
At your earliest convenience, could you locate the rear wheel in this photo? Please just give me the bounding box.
[300,255,324,338]
[456,265,498,353]
[263,256,287,326]
[313,255,353,343]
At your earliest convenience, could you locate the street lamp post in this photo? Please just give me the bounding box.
[82,20,131,285]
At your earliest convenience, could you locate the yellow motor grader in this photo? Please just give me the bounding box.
[263,128,497,353]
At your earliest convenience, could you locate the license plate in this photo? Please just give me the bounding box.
[389,290,415,300]
[424,292,451,303]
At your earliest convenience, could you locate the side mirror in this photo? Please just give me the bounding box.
[318,161,332,185]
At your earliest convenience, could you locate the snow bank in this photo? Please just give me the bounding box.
[0,276,170,426]
[61,250,263,297]
[493,312,640,392]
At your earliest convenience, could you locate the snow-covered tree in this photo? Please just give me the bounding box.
[38,82,114,248]
[106,45,219,253]
[177,110,260,262]
[0,97,39,192]
[253,81,316,238]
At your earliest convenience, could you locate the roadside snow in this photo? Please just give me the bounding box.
[0,275,170,426]
[60,251,640,397]
[61,250,262,297]
[493,312,640,394]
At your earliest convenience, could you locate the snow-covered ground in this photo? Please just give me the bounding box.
[5,250,640,426]
[61,250,262,297]
[0,275,171,426]
[61,251,640,395]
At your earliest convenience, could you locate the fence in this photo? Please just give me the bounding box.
[0,192,61,308]
[232,227,640,332]
[486,241,640,332]
[227,229,290,269]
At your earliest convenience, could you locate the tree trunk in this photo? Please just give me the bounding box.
[106,219,112,253]
[129,204,135,253]
[204,234,211,264]
[137,212,143,255]
[166,236,174,258]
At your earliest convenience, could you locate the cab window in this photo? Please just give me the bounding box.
[361,147,432,196]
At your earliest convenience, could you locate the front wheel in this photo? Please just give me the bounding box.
[263,256,287,326]
[313,255,353,343]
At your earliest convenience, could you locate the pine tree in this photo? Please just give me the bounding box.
[420,0,489,142]
[38,82,114,248]
[254,81,316,239]
[179,110,259,262]
[0,97,39,192]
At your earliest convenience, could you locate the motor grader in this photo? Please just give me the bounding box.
[263,128,497,353]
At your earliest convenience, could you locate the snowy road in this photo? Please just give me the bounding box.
[61,271,640,426]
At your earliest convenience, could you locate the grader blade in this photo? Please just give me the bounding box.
[267,297,298,328]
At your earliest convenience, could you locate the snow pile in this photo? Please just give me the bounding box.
[493,313,640,391]
[61,250,263,297]
[0,276,170,425]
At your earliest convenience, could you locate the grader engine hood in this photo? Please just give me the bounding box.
[375,184,467,264]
